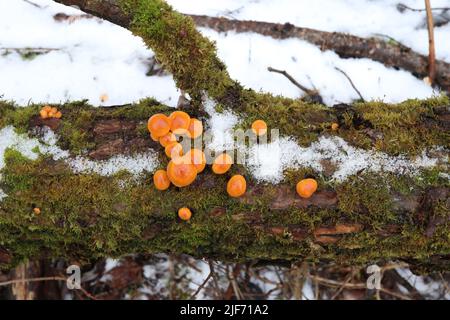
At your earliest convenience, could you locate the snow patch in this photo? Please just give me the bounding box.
[247,135,444,183]
[0,126,159,200]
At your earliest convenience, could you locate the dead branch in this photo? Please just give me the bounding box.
[425,0,437,85]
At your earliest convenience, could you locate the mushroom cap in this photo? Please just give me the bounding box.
[185,149,206,173]
[165,142,183,158]
[159,132,177,147]
[40,109,49,119]
[178,207,192,221]
[296,178,318,198]
[227,175,247,197]
[187,118,203,139]
[167,160,198,187]
[54,111,62,119]
[150,132,160,142]
[148,113,171,137]
[169,111,191,135]
[251,119,267,136]
[153,169,171,191]
[212,153,233,174]
[331,123,339,131]
[42,106,52,112]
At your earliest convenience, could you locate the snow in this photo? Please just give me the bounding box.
[0,0,180,107]
[396,267,450,299]
[0,126,159,200]
[168,0,450,63]
[247,134,444,183]
[0,0,444,107]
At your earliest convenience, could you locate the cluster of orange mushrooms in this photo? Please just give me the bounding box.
[39,106,62,119]
[148,111,319,221]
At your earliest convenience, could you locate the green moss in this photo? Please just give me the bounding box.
[119,0,236,102]
[0,146,448,271]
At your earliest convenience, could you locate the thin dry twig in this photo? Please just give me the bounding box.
[334,67,365,102]
[425,0,437,84]
[267,66,315,95]
[0,275,97,300]
[397,3,450,12]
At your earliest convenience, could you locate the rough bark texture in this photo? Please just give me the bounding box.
[0,0,447,272]
[0,100,449,273]
[189,14,450,93]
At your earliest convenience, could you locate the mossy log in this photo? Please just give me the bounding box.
[0,99,449,273]
[0,0,447,272]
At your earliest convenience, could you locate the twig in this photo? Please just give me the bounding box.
[397,3,449,12]
[0,275,97,300]
[190,269,213,299]
[334,67,365,102]
[22,0,43,8]
[267,67,315,95]
[425,0,437,84]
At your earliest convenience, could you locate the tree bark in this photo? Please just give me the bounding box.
[0,0,447,273]
[0,101,449,272]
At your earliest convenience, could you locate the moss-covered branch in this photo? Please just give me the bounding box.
[0,100,449,272]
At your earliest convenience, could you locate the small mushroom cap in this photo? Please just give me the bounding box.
[187,118,203,139]
[178,207,192,221]
[169,111,191,135]
[227,175,247,197]
[296,178,318,198]
[42,105,52,112]
[331,123,339,131]
[33,207,41,215]
[167,160,198,187]
[153,169,171,191]
[212,153,233,174]
[165,142,183,158]
[54,111,62,119]
[148,113,171,137]
[150,132,160,142]
[251,120,267,136]
[185,149,206,173]
[159,132,177,147]
[40,109,49,119]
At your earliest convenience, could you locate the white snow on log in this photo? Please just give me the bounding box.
[0,126,159,200]
[247,135,444,183]
[204,98,239,152]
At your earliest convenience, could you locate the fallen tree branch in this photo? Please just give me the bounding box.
[425,0,437,85]
[0,100,449,272]
[267,66,323,103]
[188,14,450,92]
[334,67,365,102]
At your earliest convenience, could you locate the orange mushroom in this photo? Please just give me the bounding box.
[150,132,160,142]
[331,122,339,131]
[39,109,49,119]
[227,175,247,198]
[212,153,233,174]
[148,113,171,137]
[165,142,183,158]
[187,118,203,139]
[251,120,267,136]
[39,106,52,119]
[159,132,177,147]
[153,169,171,191]
[296,178,318,199]
[33,207,41,215]
[178,207,192,221]
[167,160,197,187]
[169,111,190,135]
[54,111,62,119]
[185,149,206,173]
